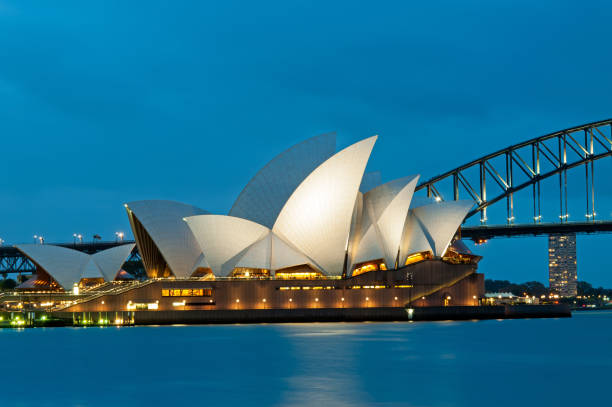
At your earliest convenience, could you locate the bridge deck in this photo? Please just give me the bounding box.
[462,221,612,240]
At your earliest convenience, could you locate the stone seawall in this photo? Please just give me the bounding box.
[51,304,570,325]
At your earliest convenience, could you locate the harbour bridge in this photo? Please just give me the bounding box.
[1,118,612,276]
[415,118,612,241]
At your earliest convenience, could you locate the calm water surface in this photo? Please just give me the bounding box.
[1,311,610,407]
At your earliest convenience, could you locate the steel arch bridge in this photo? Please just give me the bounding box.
[415,118,612,239]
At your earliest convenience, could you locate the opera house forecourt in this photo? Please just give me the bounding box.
[7,133,566,325]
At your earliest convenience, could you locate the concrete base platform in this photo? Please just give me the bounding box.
[52,304,571,326]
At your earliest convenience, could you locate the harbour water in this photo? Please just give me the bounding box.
[1,311,610,407]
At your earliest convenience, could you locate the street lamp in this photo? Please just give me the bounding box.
[406,272,414,308]
[115,232,124,242]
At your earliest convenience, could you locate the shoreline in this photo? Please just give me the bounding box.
[0,304,571,328]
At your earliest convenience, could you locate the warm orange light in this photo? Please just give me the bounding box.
[276,271,322,280]
[352,261,384,277]
[405,251,432,266]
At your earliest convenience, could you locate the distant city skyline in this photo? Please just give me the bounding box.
[1,1,612,285]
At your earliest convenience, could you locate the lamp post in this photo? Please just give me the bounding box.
[407,272,414,308]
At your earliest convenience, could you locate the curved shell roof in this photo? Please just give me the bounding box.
[15,244,134,290]
[16,244,91,289]
[401,200,473,260]
[184,214,270,276]
[234,233,272,270]
[229,133,336,228]
[273,136,377,275]
[92,243,136,280]
[351,226,385,267]
[346,192,364,271]
[270,233,320,272]
[126,200,208,278]
[351,175,419,268]
[232,232,319,272]
[399,213,434,263]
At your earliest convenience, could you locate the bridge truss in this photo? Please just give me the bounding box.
[416,118,612,225]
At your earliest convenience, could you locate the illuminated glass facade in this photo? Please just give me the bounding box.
[548,234,577,297]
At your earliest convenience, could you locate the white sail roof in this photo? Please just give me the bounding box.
[349,176,419,269]
[15,244,133,289]
[234,233,272,270]
[346,192,364,272]
[368,175,419,267]
[270,233,320,272]
[407,200,473,258]
[81,260,105,279]
[399,212,433,264]
[229,133,336,228]
[92,243,136,281]
[16,244,91,290]
[273,136,377,275]
[198,228,320,274]
[125,200,208,278]
[351,226,386,267]
[184,215,270,276]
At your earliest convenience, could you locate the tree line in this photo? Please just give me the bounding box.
[485,279,612,298]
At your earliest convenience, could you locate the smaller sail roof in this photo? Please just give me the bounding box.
[92,243,136,280]
[184,215,270,276]
[363,175,420,267]
[234,233,272,270]
[399,213,434,264]
[16,244,91,290]
[402,200,474,259]
[126,200,208,278]
[16,244,136,290]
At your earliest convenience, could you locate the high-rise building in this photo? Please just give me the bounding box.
[548,234,577,297]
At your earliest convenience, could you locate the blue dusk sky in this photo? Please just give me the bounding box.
[1,1,611,285]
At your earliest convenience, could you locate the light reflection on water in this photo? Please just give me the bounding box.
[0,312,611,407]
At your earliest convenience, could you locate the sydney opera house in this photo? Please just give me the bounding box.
[13,134,483,321]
